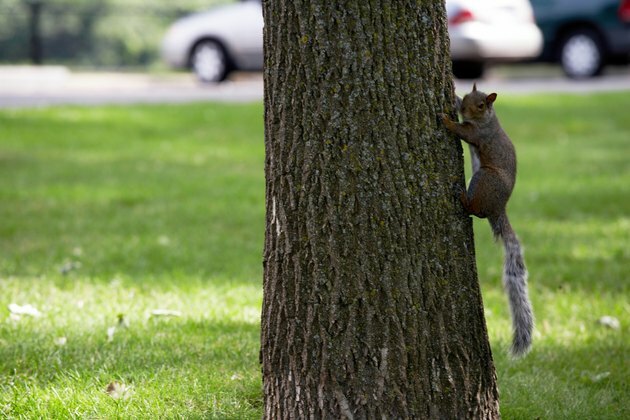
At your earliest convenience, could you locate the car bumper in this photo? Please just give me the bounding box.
[606,25,630,56]
[450,23,543,61]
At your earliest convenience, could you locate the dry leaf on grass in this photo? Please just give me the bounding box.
[106,314,129,343]
[106,381,133,400]
[580,371,612,384]
[117,313,129,328]
[591,371,611,382]
[8,303,42,318]
[150,309,182,318]
[106,326,116,343]
[597,316,620,330]
[59,260,82,275]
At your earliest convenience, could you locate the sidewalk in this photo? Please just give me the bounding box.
[0,66,264,108]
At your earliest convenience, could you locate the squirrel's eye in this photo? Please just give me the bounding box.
[478,102,485,109]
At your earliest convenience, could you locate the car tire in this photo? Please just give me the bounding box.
[559,29,605,79]
[452,61,485,80]
[191,40,230,83]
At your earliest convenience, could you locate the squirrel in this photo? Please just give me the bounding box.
[440,83,534,357]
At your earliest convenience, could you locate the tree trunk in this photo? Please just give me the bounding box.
[261,1,500,418]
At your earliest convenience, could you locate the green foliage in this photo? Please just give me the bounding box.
[0,0,231,67]
[0,94,628,417]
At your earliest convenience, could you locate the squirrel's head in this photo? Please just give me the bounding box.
[460,83,497,123]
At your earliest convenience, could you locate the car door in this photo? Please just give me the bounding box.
[231,0,263,70]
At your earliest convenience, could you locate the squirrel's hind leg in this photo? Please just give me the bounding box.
[462,170,490,219]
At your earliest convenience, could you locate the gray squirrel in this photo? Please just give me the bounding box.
[441,84,534,357]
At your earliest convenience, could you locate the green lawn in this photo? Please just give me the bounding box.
[0,94,628,418]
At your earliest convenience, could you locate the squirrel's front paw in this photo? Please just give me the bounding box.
[452,182,466,200]
[439,113,451,125]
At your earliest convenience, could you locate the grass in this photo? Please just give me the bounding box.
[471,92,629,419]
[0,104,265,418]
[0,93,628,418]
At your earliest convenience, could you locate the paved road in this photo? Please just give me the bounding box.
[0,65,629,108]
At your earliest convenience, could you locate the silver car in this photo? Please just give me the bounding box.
[162,0,542,82]
[448,0,543,78]
[161,0,263,83]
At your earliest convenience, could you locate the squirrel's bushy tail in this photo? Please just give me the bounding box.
[489,212,534,357]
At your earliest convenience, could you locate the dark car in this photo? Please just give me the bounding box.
[530,0,630,78]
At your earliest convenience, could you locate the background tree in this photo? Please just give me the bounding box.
[0,0,225,66]
[261,1,500,418]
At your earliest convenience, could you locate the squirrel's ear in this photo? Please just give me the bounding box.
[472,82,477,92]
[486,93,498,104]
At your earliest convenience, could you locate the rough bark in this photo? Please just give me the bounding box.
[261,1,499,418]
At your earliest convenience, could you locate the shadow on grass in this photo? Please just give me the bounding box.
[0,104,265,283]
[495,339,628,419]
[0,318,264,417]
[0,319,260,386]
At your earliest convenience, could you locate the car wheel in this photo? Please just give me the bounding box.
[191,40,229,83]
[452,61,485,80]
[559,29,605,79]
